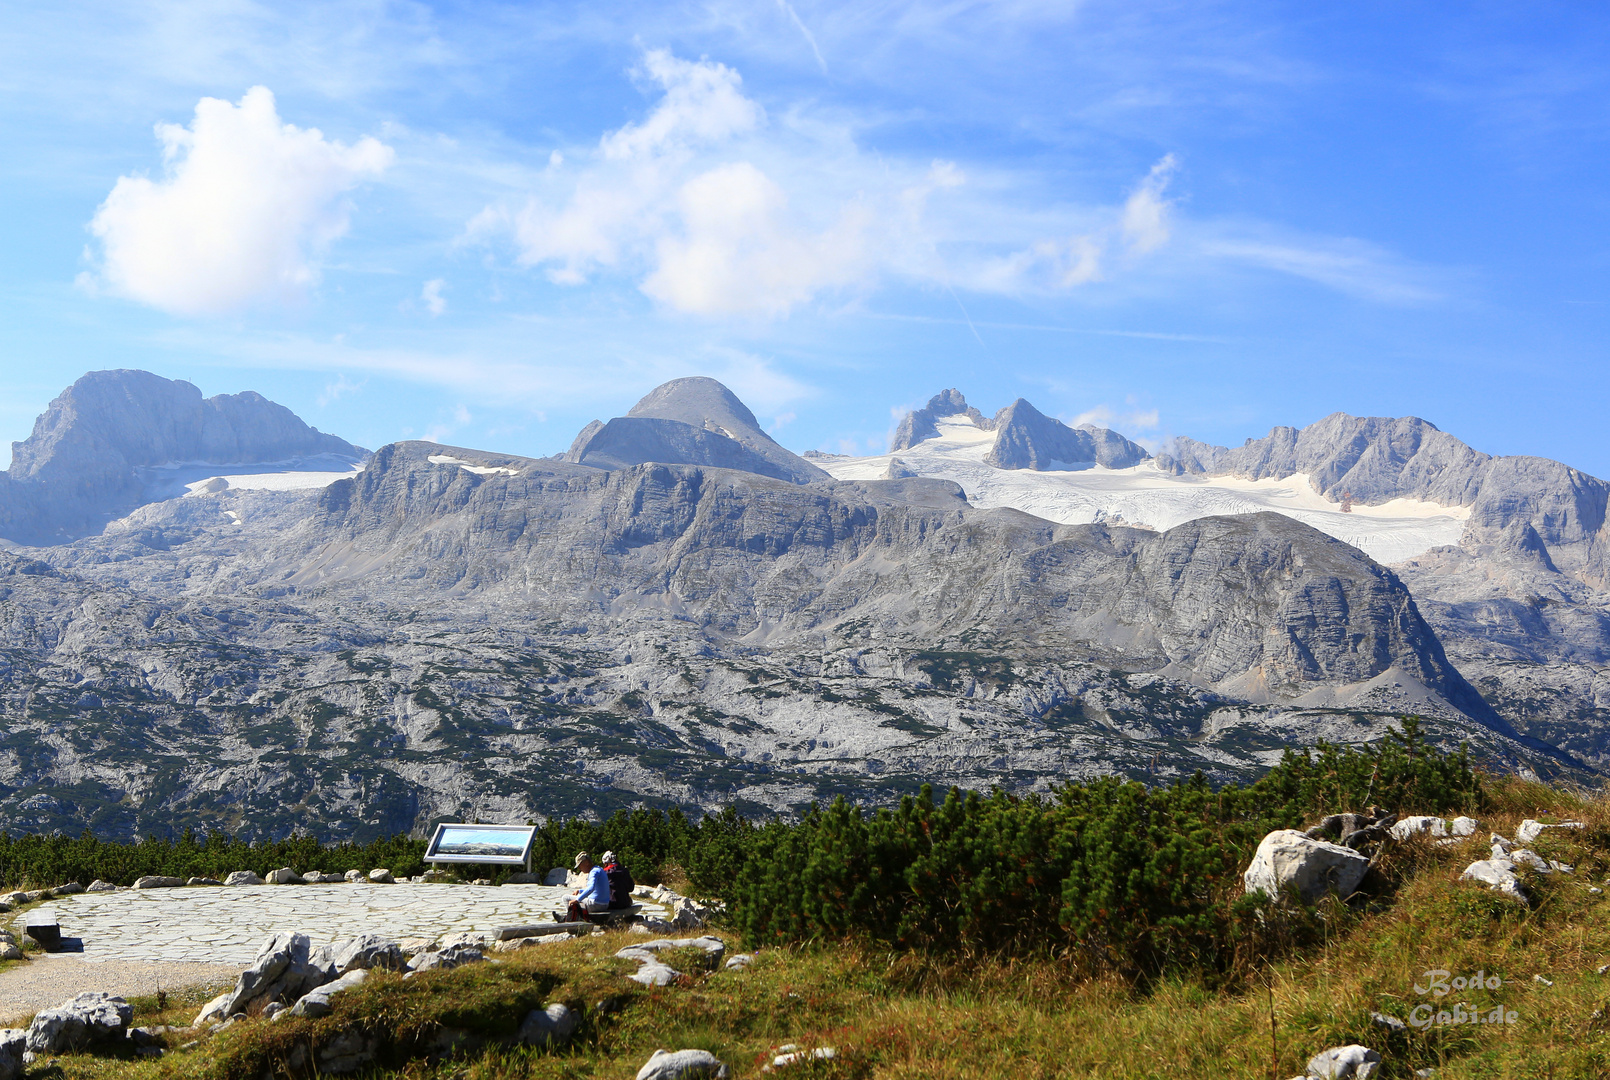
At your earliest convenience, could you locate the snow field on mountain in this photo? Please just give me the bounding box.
[143,452,368,498]
[820,418,1469,565]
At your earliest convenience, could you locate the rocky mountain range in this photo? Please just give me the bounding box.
[0,370,1603,842]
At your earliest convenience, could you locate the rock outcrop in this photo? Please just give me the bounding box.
[985,398,1149,471]
[889,389,990,452]
[1243,830,1370,903]
[25,993,132,1055]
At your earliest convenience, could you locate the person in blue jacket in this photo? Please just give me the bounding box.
[566,851,611,922]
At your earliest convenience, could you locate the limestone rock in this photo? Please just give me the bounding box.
[49,883,84,896]
[1304,1044,1381,1080]
[321,934,406,975]
[1460,859,1530,902]
[628,963,681,987]
[86,880,116,892]
[289,968,368,1018]
[266,868,306,885]
[343,869,365,882]
[406,945,484,973]
[368,869,396,884]
[1389,816,1448,841]
[0,1030,22,1080]
[224,871,264,887]
[773,1047,837,1067]
[193,932,329,1025]
[1450,817,1481,837]
[25,992,132,1054]
[186,877,222,887]
[724,953,755,971]
[1244,830,1370,904]
[1517,819,1584,845]
[496,934,570,952]
[543,867,569,886]
[132,876,184,889]
[518,1003,577,1046]
[636,1048,731,1080]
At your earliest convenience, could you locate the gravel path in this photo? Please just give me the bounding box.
[0,954,238,1024]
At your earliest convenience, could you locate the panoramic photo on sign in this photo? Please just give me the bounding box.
[0,2,1607,1076]
[423,825,538,866]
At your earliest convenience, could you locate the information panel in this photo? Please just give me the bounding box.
[423,823,538,867]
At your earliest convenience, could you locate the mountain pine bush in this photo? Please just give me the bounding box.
[0,717,1482,982]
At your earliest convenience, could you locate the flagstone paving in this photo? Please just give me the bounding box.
[22,883,667,965]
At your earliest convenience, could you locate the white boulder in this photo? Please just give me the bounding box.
[1388,817,1447,841]
[1304,1044,1381,1079]
[131,876,185,889]
[636,1048,730,1079]
[266,868,306,885]
[1244,830,1370,904]
[1460,859,1530,902]
[224,871,264,886]
[1450,816,1480,837]
[25,993,132,1054]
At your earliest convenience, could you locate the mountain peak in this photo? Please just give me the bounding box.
[566,377,828,484]
[1,368,365,545]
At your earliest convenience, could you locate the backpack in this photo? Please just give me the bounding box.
[606,865,635,908]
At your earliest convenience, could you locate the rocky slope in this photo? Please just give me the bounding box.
[0,370,364,546]
[0,372,1597,841]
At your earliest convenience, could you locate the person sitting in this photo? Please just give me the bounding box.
[600,850,636,910]
[565,851,611,922]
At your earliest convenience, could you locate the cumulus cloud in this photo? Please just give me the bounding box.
[642,162,871,316]
[86,86,392,316]
[470,50,1189,316]
[471,51,897,316]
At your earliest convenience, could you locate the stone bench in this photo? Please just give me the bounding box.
[24,907,61,951]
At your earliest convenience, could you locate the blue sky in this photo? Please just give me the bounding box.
[2,2,1608,474]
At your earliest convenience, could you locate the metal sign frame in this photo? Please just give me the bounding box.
[423,823,539,870]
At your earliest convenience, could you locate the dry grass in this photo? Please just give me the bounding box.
[28,778,1610,1079]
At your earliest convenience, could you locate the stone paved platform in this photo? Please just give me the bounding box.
[28,883,666,964]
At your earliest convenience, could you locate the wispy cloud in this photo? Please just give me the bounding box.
[1197,233,1446,305]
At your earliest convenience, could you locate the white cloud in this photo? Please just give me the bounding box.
[422,278,447,315]
[1069,404,1161,432]
[472,50,1188,317]
[316,373,363,407]
[1120,154,1177,255]
[974,154,1177,293]
[1197,235,1443,304]
[86,86,392,316]
[602,50,763,161]
[642,162,871,316]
